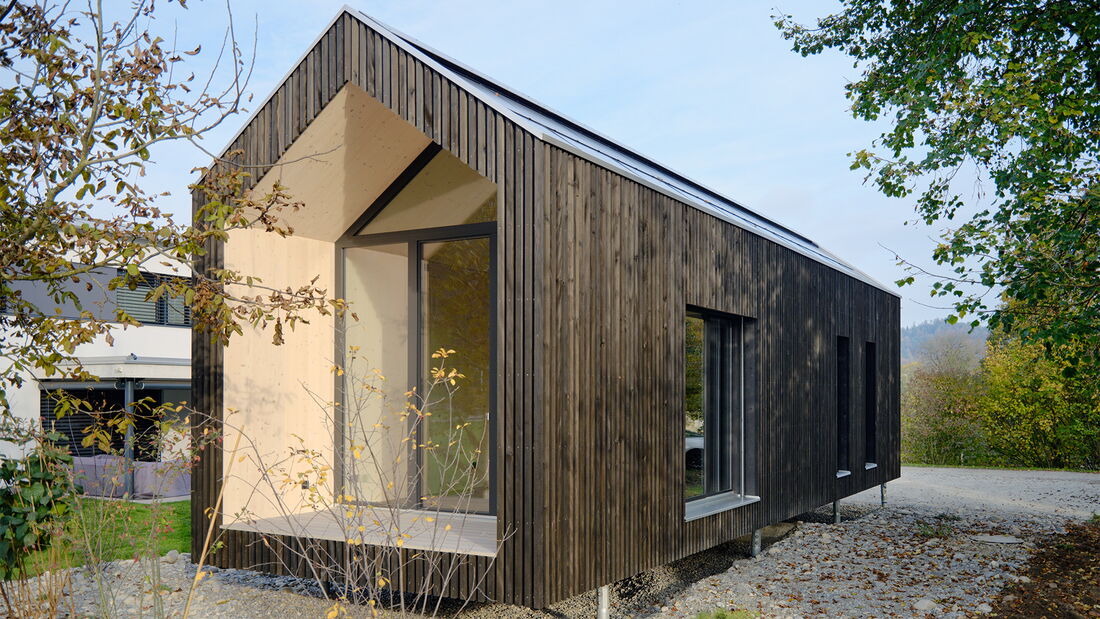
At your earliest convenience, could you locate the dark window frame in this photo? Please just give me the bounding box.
[836,336,851,474]
[336,222,498,516]
[684,307,754,505]
[864,341,878,466]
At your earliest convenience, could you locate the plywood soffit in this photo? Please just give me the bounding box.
[250,83,431,243]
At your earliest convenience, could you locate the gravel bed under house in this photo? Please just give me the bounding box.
[32,467,1099,617]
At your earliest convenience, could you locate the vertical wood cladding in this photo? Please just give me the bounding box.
[191,12,543,607]
[538,145,900,604]
[194,9,899,609]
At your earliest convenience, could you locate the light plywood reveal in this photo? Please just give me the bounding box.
[250,83,431,242]
[221,229,336,520]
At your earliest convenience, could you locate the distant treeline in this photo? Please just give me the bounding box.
[901,320,988,366]
[901,324,1098,471]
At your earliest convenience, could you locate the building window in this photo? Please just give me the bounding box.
[836,336,851,476]
[864,341,877,466]
[684,308,757,519]
[115,270,191,326]
[341,147,497,515]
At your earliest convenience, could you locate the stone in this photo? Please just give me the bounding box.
[164,549,180,564]
[914,598,939,611]
[730,583,755,597]
[1018,575,1031,584]
[976,603,993,614]
[970,534,1023,544]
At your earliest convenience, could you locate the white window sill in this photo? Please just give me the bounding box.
[864,462,878,470]
[836,469,851,479]
[685,492,760,522]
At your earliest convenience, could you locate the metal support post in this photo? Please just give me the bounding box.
[597,584,610,619]
[832,500,840,524]
[122,378,135,498]
[880,483,887,507]
[751,529,762,557]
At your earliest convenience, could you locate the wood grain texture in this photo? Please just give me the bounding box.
[193,9,899,609]
[538,145,901,604]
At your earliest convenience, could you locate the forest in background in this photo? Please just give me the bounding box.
[900,321,1098,470]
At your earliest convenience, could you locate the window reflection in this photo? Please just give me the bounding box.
[685,315,706,499]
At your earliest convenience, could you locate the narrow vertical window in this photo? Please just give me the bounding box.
[836,337,850,475]
[684,309,757,519]
[864,341,877,466]
[684,315,706,499]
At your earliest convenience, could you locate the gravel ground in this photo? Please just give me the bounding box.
[34,466,1100,617]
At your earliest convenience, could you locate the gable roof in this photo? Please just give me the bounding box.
[217,7,896,295]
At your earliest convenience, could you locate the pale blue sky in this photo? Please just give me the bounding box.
[141,0,961,326]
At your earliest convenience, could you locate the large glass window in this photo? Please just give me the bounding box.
[343,244,411,506]
[420,238,492,512]
[684,309,755,513]
[341,148,496,515]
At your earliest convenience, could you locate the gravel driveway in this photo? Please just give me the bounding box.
[51,466,1098,617]
[847,466,1098,519]
[630,466,1098,618]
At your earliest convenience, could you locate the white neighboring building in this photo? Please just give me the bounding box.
[1,260,191,480]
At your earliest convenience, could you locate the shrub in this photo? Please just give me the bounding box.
[901,333,996,465]
[0,435,77,580]
[976,338,1100,469]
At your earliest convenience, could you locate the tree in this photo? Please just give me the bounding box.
[0,0,335,433]
[977,328,1100,469]
[901,331,991,465]
[775,1,1100,373]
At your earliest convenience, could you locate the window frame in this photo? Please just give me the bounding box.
[836,336,851,478]
[684,307,758,521]
[115,269,192,327]
[864,341,878,469]
[336,221,498,516]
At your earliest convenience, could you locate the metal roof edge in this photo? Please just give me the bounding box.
[537,132,900,296]
[207,6,898,297]
[344,9,897,296]
[348,7,821,248]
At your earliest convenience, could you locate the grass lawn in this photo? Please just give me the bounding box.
[23,499,190,577]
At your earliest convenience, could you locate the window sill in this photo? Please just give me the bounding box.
[685,492,760,522]
[836,469,851,479]
[864,462,878,470]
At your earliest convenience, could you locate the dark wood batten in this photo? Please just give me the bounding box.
[191,11,544,607]
[537,143,900,604]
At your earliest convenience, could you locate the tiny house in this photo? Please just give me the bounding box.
[192,8,900,608]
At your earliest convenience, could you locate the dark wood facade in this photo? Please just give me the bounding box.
[192,9,900,609]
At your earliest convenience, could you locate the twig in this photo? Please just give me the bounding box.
[183,429,242,618]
